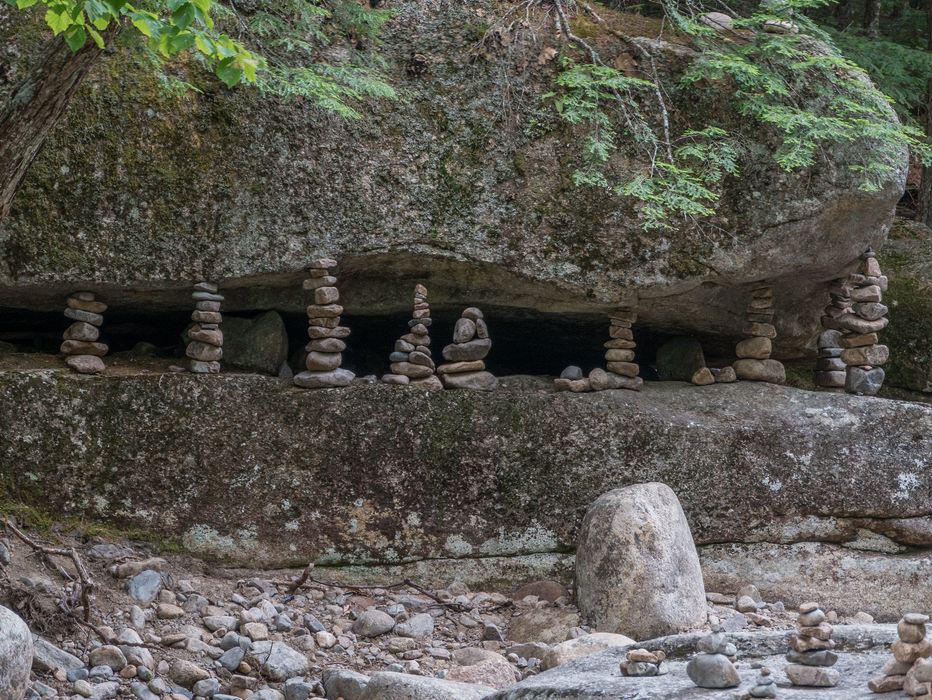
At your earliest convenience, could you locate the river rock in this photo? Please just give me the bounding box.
[358,672,494,700]
[686,653,740,688]
[247,641,310,681]
[353,609,396,637]
[576,483,707,639]
[32,637,83,673]
[65,355,105,374]
[0,606,32,699]
[784,664,840,686]
[440,370,498,390]
[541,633,635,670]
[323,669,370,700]
[126,570,163,604]
[733,359,786,384]
[293,368,354,388]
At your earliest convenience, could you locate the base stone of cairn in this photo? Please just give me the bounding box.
[62,292,108,375]
[686,632,740,689]
[868,612,931,694]
[382,284,442,391]
[186,282,223,374]
[733,284,785,384]
[437,308,497,390]
[784,602,839,688]
[619,648,668,677]
[294,259,355,389]
[840,249,889,396]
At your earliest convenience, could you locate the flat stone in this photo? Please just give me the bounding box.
[442,339,491,362]
[605,361,639,377]
[785,663,839,686]
[67,297,108,314]
[190,360,220,373]
[390,361,433,379]
[605,349,635,362]
[817,358,845,371]
[736,337,772,360]
[308,325,351,339]
[192,310,222,324]
[868,674,906,692]
[850,285,882,303]
[817,330,843,348]
[785,649,837,666]
[905,614,931,625]
[609,326,634,340]
[293,368,355,388]
[64,308,103,326]
[306,303,344,318]
[382,373,410,385]
[309,258,338,269]
[437,360,485,375]
[60,340,108,357]
[589,368,642,391]
[188,327,223,346]
[815,370,846,387]
[359,672,493,700]
[852,302,887,321]
[554,377,592,392]
[409,350,435,368]
[441,371,498,391]
[822,314,888,335]
[308,338,346,353]
[192,291,224,302]
[841,345,889,366]
[462,307,484,320]
[742,323,777,339]
[187,341,222,362]
[542,633,635,671]
[65,355,105,374]
[733,359,785,384]
[303,275,338,289]
[604,339,636,349]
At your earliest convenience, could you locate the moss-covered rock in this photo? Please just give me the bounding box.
[0,2,905,355]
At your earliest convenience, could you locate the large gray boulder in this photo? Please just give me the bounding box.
[358,672,495,700]
[247,641,309,681]
[31,636,83,673]
[0,606,32,700]
[576,483,707,640]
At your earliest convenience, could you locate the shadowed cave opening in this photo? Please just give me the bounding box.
[0,304,730,380]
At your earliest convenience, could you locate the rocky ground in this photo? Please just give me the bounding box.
[0,526,903,700]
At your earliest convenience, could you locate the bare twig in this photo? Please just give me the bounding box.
[2,517,95,621]
[287,562,315,594]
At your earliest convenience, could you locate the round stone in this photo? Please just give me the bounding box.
[453,318,477,343]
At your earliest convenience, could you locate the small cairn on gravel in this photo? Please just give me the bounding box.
[294,258,355,389]
[814,328,846,389]
[740,667,778,699]
[620,648,668,677]
[839,249,889,396]
[62,291,108,375]
[784,602,839,688]
[436,307,497,390]
[733,284,785,384]
[686,632,740,689]
[186,282,224,374]
[869,612,931,694]
[382,284,442,391]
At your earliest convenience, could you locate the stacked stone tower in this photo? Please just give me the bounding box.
[186,282,224,373]
[62,292,108,375]
[597,307,642,391]
[294,258,355,389]
[436,308,497,390]
[839,249,889,395]
[733,284,785,384]
[784,602,839,688]
[814,329,845,389]
[382,284,442,390]
[868,612,931,694]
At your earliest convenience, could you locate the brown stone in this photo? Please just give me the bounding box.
[410,375,443,392]
[308,326,351,339]
[303,276,337,289]
[195,301,221,312]
[187,342,222,362]
[63,322,99,342]
[441,371,499,391]
[606,362,639,377]
[733,359,785,384]
[841,345,889,366]
[436,360,485,374]
[314,287,340,305]
[192,311,222,324]
[822,314,888,335]
[60,340,108,357]
[391,362,434,379]
[736,337,771,359]
[840,333,878,348]
[65,355,105,374]
[715,367,737,383]
[604,339,636,349]
[850,285,882,303]
[589,368,643,392]
[307,304,344,318]
[553,378,591,393]
[188,327,223,346]
[67,297,108,314]
[798,623,833,640]
[308,317,341,328]
[892,639,932,664]
[306,352,342,371]
[309,257,338,269]
[691,368,715,386]
[742,322,777,339]
[609,326,634,340]
[860,257,882,277]
[605,349,635,362]
[868,675,905,693]
[789,634,834,652]
[307,338,346,353]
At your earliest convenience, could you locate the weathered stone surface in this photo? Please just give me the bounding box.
[734,359,786,384]
[440,371,498,391]
[577,483,706,640]
[65,355,105,374]
[0,0,907,362]
[507,608,580,645]
[1,375,931,608]
[0,606,32,700]
[686,653,740,688]
[32,637,83,673]
[541,633,635,670]
[323,669,370,700]
[247,641,310,681]
[358,672,494,700]
[221,311,289,375]
[293,368,354,388]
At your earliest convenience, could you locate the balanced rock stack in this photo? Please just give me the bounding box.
[686,632,740,689]
[436,308,497,391]
[733,284,785,384]
[294,258,355,389]
[596,308,643,391]
[784,602,839,688]
[740,668,778,699]
[814,329,845,389]
[186,282,224,374]
[62,292,108,375]
[382,284,442,391]
[868,612,931,694]
[620,648,668,677]
[840,249,889,396]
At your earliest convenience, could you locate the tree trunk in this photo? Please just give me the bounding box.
[919,0,931,227]
[863,0,882,37]
[834,0,854,28]
[0,26,120,221]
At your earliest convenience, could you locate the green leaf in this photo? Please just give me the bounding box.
[216,58,243,87]
[45,8,73,33]
[63,23,87,51]
[193,33,213,55]
[87,25,105,48]
[15,0,39,9]
[171,2,195,29]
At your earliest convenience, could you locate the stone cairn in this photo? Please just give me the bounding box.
[382,284,442,391]
[840,249,889,396]
[62,292,108,375]
[686,632,740,689]
[784,602,839,688]
[294,258,355,389]
[814,329,845,389]
[740,667,778,699]
[733,284,786,384]
[868,612,931,694]
[554,307,643,392]
[620,648,668,677]
[436,308,497,390]
[186,282,224,373]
